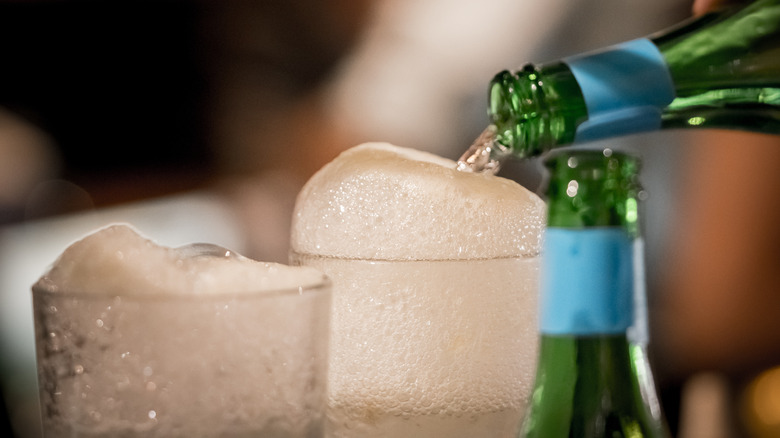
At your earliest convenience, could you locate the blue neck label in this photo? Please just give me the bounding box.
[564,38,675,143]
[541,228,634,335]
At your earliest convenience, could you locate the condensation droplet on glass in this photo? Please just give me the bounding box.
[74,364,84,375]
[148,410,157,420]
[146,381,157,391]
[567,157,579,168]
[566,180,579,197]
[143,366,153,377]
[96,319,104,328]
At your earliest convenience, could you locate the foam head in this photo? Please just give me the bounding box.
[291,142,545,260]
[36,223,326,296]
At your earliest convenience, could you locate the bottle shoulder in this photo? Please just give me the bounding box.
[520,335,668,438]
[653,0,780,90]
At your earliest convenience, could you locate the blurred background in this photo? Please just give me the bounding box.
[1,0,780,437]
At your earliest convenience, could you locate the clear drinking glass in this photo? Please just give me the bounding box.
[290,253,539,438]
[32,268,331,437]
[288,142,544,438]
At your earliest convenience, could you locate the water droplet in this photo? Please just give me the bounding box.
[176,243,237,259]
[566,180,579,197]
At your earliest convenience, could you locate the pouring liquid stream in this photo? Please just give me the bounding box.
[456,126,510,174]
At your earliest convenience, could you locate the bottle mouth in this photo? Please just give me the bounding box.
[489,66,549,158]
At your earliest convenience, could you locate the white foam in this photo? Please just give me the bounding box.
[36,223,326,296]
[291,142,545,260]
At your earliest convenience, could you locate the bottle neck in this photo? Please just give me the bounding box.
[488,38,673,158]
[541,227,635,337]
[540,150,642,338]
[522,150,667,438]
[545,149,641,232]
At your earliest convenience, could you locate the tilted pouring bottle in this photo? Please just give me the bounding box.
[459,0,780,173]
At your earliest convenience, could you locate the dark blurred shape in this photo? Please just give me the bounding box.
[741,365,780,438]
[24,179,93,219]
[0,107,61,224]
[0,2,373,436]
[0,1,208,183]
[0,0,371,219]
[0,389,12,437]
[196,0,372,180]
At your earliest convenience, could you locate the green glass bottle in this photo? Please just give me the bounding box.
[458,0,780,172]
[519,149,668,438]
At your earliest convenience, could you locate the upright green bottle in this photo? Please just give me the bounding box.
[459,0,780,172]
[519,149,667,438]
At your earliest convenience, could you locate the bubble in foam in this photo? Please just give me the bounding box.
[291,142,545,261]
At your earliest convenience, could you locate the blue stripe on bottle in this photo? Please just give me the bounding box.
[564,38,676,143]
[541,228,634,335]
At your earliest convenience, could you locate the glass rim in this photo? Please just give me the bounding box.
[31,274,332,302]
[289,250,540,263]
